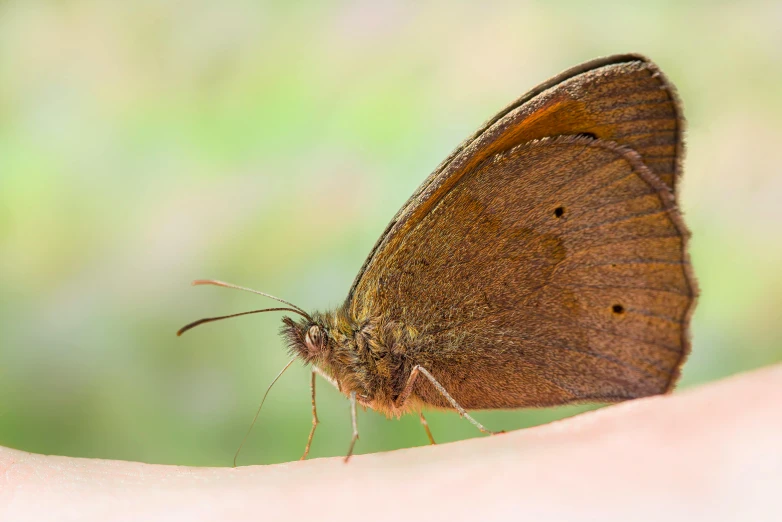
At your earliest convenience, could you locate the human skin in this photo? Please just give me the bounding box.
[1,364,780,522]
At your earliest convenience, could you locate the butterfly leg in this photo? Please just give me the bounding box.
[396,365,497,435]
[344,391,359,462]
[312,364,339,390]
[419,412,436,445]
[300,367,319,460]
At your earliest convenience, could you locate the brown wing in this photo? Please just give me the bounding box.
[347,54,684,308]
[351,137,696,409]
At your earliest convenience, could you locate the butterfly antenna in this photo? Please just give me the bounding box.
[176,307,310,336]
[234,357,297,467]
[191,279,311,319]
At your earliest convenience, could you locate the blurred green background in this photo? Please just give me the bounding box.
[1,1,780,466]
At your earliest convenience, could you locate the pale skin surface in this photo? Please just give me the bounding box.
[1,364,780,522]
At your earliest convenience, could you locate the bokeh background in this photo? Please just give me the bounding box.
[1,1,780,466]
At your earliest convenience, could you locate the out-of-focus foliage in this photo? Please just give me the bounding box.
[1,1,780,466]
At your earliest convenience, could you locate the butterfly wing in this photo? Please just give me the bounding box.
[349,136,695,409]
[347,54,684,308]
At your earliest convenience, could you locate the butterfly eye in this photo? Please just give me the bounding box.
[305,325,324,353]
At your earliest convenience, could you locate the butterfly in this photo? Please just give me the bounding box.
[179,53,697,463]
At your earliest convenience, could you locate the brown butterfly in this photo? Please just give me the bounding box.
[179,53,698,463]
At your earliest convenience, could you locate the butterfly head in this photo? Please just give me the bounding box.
[280,310,370,392]
[281,315,333,364]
